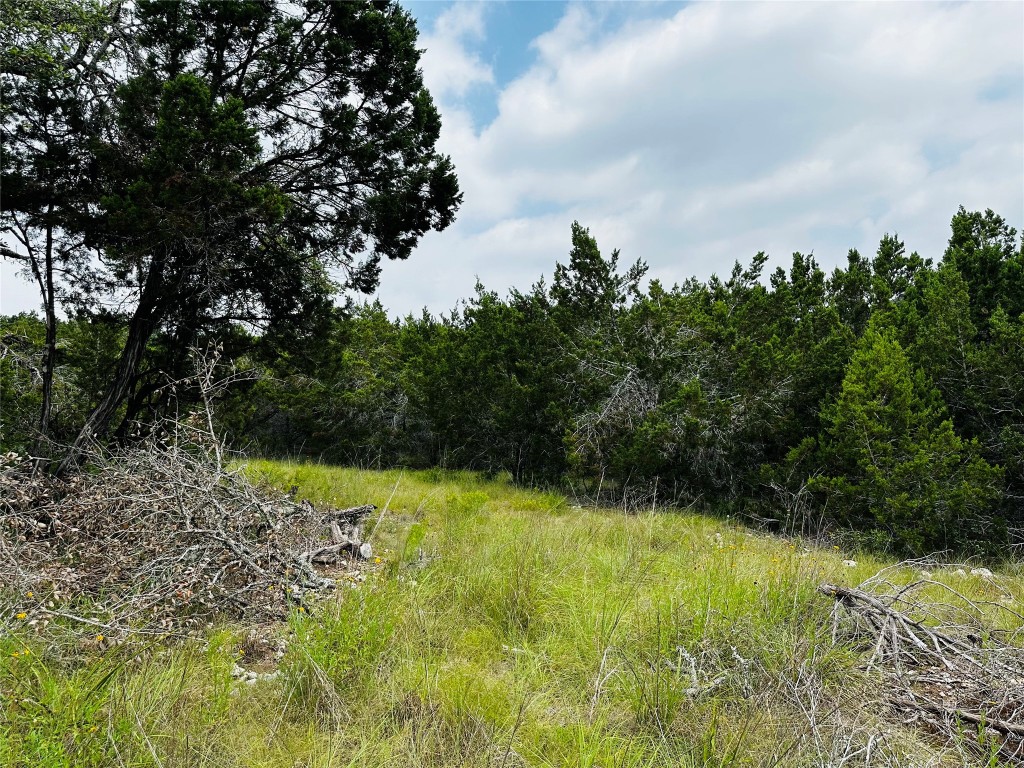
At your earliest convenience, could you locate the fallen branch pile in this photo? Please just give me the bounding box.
[820,565,1024,764]
[1,416,375,638]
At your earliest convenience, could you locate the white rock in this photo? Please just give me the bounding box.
[842,560,857,568]
[233,665,280,684]
[970,567,994,579]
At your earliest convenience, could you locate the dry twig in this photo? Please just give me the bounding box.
[1,416,374,638]
[820,565,1024,764]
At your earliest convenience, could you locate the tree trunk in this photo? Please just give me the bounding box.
[58,252,167,472]
[111,377,163,441]
[37,213,56,439]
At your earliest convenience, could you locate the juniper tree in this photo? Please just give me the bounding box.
[2,0,461,468]
[813,326,1001,553]
[1,0,122,441]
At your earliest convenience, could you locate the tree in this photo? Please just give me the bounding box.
[944,207,1023,333]
[1,0,122,443]
[910,263,977,418]
[828,248,873,338]
[870,233,928,311]
[551,221,646,327]
[813,326,1002,554]
[966,308,1024,527]
[5,1,461,468]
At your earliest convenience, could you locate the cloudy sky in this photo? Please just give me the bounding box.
[2,0,1022,317]
[374,0,1024,316]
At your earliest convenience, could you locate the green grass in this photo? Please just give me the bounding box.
[2,461,1022,767]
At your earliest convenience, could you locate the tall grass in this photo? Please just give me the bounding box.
[1,461,1020,766]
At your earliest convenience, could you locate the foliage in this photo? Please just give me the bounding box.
[4,204,1023,554]
[811,327,1002,554]
[219,209,1020,555]
[0,314,45,451]
[2,0,461,458]
[0,0,120,444]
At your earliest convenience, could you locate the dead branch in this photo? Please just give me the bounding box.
[820,570,1024,764]
[0,415,375,638]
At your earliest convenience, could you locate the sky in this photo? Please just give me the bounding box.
[2,0,1022,318]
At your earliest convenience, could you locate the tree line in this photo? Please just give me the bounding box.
[2,2,1021,556]
[5,207,1020,555]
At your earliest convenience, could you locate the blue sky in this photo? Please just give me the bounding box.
[402,1,682,128]
[2,1,1022,318]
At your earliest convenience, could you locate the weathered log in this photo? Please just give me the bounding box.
[334,504,376,525]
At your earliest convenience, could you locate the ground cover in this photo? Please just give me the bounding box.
[2,461,1022,767]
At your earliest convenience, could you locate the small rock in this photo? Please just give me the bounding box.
[359,542,373,560]
[842,559,857,568]
[970,567,994,579]
[953,569,967,577]
[232,664,280,684]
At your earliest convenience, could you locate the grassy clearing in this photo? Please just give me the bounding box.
[3,461,1022,767]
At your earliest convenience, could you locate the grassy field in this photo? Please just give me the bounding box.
[3,461,1022,767]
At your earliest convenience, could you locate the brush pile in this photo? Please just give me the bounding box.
[820,564,1024,763]
[0,415,375,638]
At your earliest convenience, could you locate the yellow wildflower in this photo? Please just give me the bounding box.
[25,592,33,598]
[15,612,26,620]
[95,634,104,642]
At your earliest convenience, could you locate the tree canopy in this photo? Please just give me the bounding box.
[1,0,461,462]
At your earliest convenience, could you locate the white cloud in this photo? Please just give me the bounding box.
[1,259,41,316]
[417,3,493,101]
[375,0,1023,315]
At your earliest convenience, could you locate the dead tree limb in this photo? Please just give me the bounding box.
[819,570,1024,764]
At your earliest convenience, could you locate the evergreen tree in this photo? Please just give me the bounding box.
[944,207,1023,332]
[828,248,873,338]
[912,263,977,419]
[814,326,1001,553]
[3,1,461,466]
[1,0,121,442]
